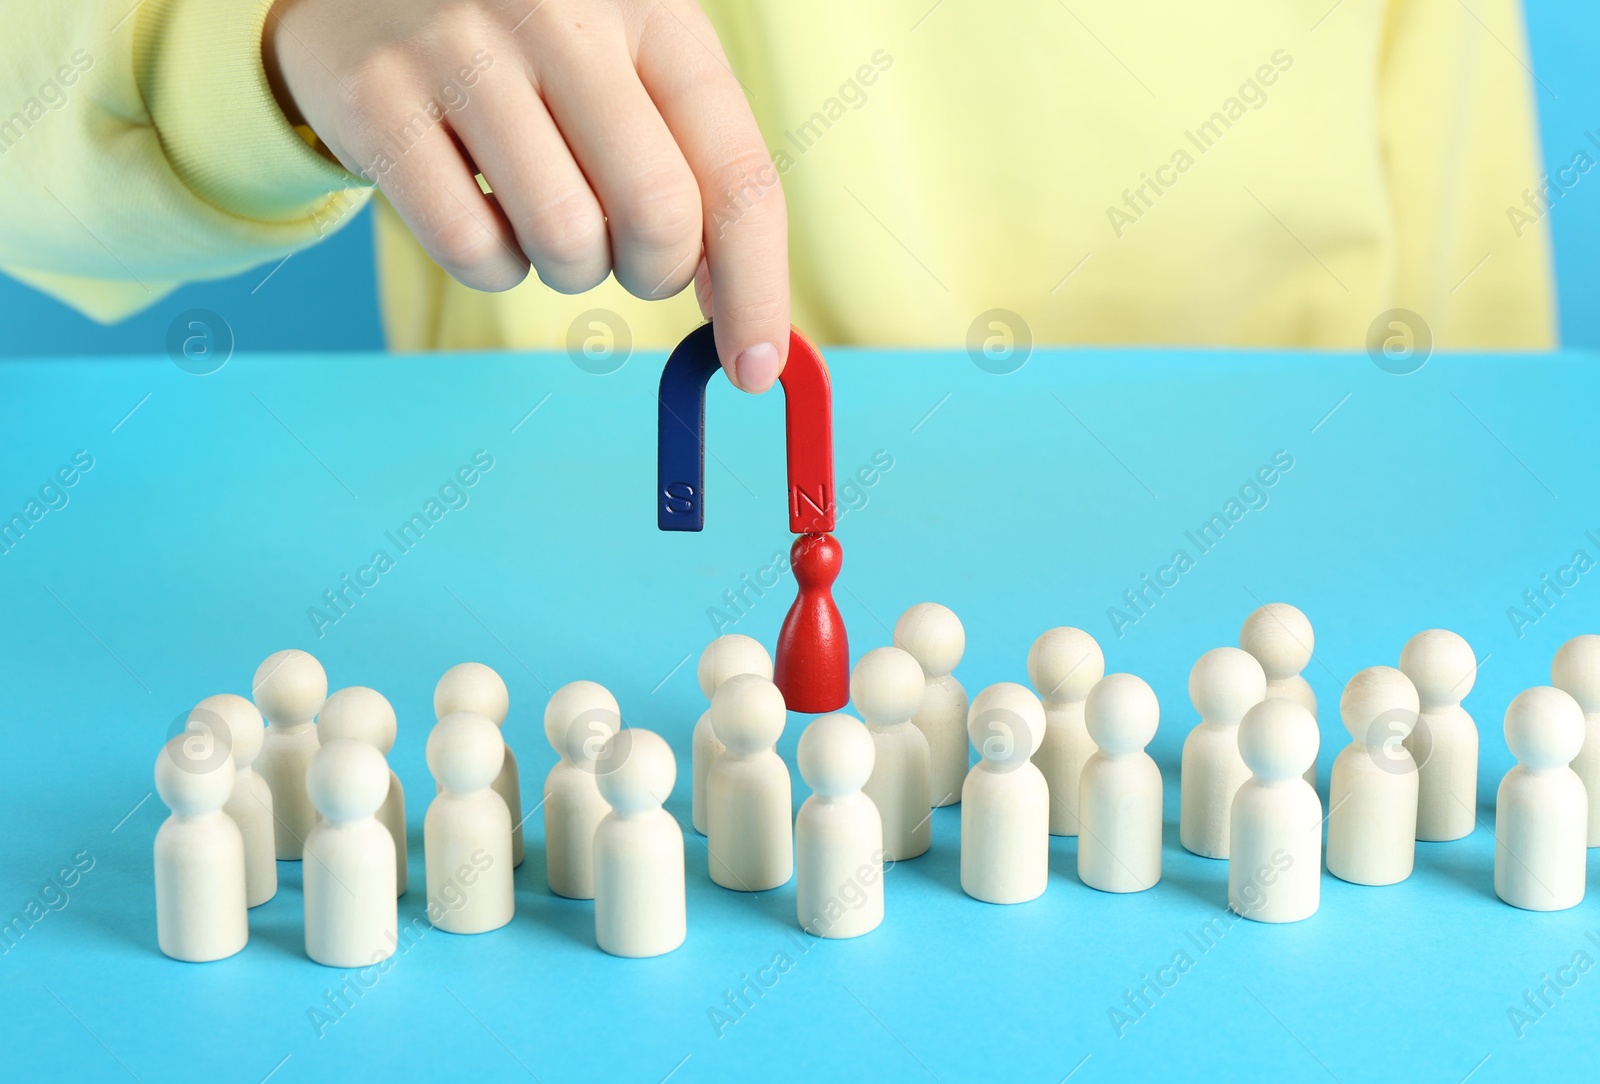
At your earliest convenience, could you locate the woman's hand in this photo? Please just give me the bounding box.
[265,0,789,390]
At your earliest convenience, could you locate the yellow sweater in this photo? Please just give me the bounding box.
[0,0,1556,351]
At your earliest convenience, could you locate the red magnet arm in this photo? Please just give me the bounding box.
[777,332,836,535]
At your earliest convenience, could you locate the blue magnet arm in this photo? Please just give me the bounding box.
[657,322,722,531]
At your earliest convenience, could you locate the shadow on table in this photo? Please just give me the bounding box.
[1046,832,1081,888]
[1158,819,1229,906]
[507,842,603,948]
[248,860,309,959]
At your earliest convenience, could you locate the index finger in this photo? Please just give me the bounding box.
[636,2,789,394]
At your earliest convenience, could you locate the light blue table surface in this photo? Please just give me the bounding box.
[2,345,1598,1083]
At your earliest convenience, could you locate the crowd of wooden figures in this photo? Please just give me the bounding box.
[151,602,1600,964]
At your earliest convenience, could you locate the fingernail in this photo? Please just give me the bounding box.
[735,343,780,393]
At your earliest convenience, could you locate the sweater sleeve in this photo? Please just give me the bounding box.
[0,0,371,323]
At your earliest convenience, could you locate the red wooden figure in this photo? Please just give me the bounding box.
[773,533,849,713]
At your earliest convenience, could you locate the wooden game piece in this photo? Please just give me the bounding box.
[542,680,622,900]
[424,713,514,934]
[795,713,884,937]
[1231,698,1322,923]
[433,661,511,722]
[153,736,247,962]
[1551,634,1600,847]
[251,649,326,860]
[693,634,774,836]
[434,662,523,868]
[1079,673,1162,893]
[1496,686,1587,911]
[1179,647,1267,859]
[850,647,932,861]
[774,533,849,713]
[1326,666,1420,886]
[593,729,686,957]
[1239,603,1317,786]
[304,739,398,967]
[319,686,408,896]
[961,683,1049,904]
[1027,627,1105,836]
[894,602,969,808]
[1399,629,1479,842]
[707,674,793,890]
[194,693,276,908]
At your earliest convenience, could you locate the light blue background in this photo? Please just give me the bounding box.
[1,344,1597,1082]
[0,0,1595,357]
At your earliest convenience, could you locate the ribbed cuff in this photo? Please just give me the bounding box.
[134,0,369,224]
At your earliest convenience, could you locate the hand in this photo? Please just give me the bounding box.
[264,0,789,391]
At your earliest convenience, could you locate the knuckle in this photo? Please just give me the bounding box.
[609,166,702,250]
[520,191,607,270]
[341,56,413,143]
[427,9,504,78]
[428,214,506,275]
[702,150,785,222]
[510,0,567,32]
[345,45,414,112]
[719,291,788,333]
